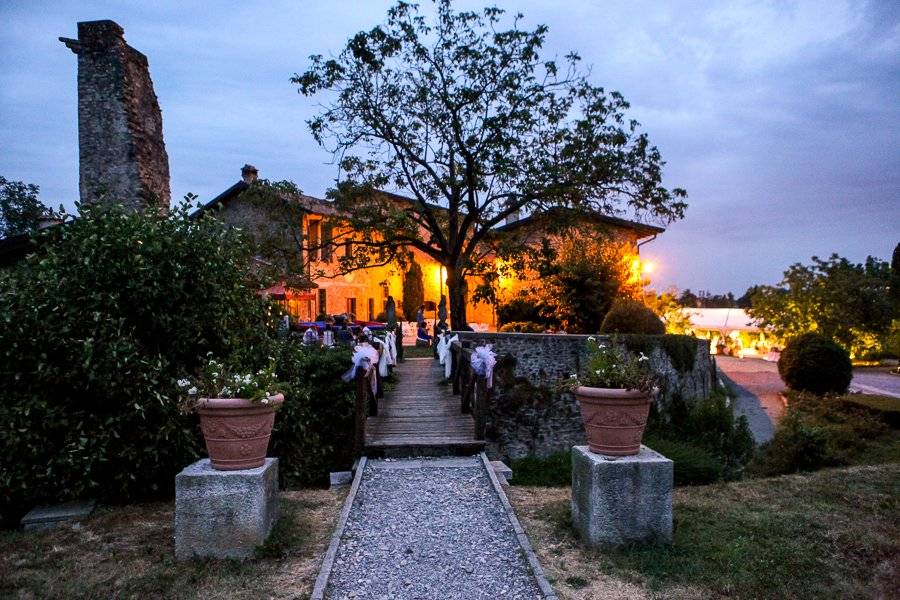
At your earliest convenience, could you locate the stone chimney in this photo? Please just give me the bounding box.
[241,164,259,184]
[60,20,171,213]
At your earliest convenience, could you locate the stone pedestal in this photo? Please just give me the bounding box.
[571,445,672,547]
[175,458,279,560]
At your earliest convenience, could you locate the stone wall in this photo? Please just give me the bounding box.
[61,20,171,212]
[453,332,713,460]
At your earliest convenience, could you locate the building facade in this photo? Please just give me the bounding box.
[200,167,664,328]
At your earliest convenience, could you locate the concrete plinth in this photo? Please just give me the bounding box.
[175,458,279,560]
[571,445,672,547]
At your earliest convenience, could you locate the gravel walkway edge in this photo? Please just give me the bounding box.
[312,453,558,600]
[478,453,559,600]
[311,456,368,600]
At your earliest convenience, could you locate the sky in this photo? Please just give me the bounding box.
[1,0,898,294]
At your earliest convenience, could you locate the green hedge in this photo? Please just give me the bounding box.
[0,204,365,525]
[0,204,276,522]
[264,342,356,487]
[749,391,894,476]
[778,332,852,395]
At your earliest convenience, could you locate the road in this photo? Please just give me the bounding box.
[715,356,900,445]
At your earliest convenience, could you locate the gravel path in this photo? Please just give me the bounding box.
[325,456,543,600]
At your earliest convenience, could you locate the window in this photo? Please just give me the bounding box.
[322,223,333,262]
[368,298,375,321]
[308,220,320,261]
[344,240,353,258]
[346,297,357,317]
[318,289,327,316]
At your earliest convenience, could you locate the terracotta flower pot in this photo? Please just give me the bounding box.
[574,386,652,456]
[197,394,284,471]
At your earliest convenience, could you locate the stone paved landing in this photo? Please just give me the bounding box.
[324,457,544,600]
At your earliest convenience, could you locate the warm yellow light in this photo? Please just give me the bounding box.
[642,261,655,274]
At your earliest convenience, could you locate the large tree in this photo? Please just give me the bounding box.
[749,253,893,356]
[0,176,52,238]
[294,1,686,328]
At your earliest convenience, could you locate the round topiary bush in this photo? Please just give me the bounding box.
[778,332,852,395]
[599,299,665,335]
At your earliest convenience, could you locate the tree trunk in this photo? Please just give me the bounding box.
[446,265,469,331]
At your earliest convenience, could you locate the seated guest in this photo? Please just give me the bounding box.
[322,323,335,347]
[416,325,432,345]
[302,326,319,345]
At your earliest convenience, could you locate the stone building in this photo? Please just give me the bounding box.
[60,20,171,212]
[199,167,665,328]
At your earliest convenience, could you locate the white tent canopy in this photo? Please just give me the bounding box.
[682,308,761,332]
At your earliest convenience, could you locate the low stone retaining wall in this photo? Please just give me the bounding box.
[453,332,713,460]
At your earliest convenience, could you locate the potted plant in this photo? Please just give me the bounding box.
[566,337,657,456]
[178,357,284,470]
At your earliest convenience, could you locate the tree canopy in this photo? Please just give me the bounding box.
[0,176,53,238]
[749,253,893,357]
[293,0,686,328]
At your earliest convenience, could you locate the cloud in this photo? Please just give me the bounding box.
[1,0,897,293]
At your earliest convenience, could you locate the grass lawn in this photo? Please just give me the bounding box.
[0,488,347,600]
[508,463,900,600]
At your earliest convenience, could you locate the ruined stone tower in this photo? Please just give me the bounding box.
[60,20,171,212]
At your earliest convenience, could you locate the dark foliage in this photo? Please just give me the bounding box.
[642,436,724,486]
[498,321,545,333]
[497,295,550,328]
[0,203,275,522]
[263,342,356,487]
[778,332,852,395]
[401,260,424,322]
[0,175,53,237]
[647,392,755,483]
[294,1,686,327]
[749,392,894,476]
[600,299,665,335]
[619,334,698,372]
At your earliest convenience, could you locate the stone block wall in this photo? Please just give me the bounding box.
[453,332,713,460]
[61,20,171,212]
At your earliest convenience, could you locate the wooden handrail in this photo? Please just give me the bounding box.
[353,363,377,457]
[448,339,490,440]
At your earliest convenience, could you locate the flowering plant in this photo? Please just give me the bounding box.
[565,336,658,394]
[176,356,283,411]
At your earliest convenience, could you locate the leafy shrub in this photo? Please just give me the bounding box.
[620,334,698,372]
[749,412,836,475]
[499,321,544,333]
[643,436,724,486]
[600,299,665,335]
[509,452,571,486]
[749,391,890,476]
[646,393,755,483]
[264,341,356,487]
[0,203,273,521]
[497,295,550,328]
[778,332,852,395]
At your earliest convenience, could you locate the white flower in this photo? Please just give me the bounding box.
[220,386,231,396]
[261,398,269,405]
[569,374,577,379]
[211,372,219,378]
[177,378,190,388]
[243,374,252,384]
[187,386,198,395]
[639,352,649,362]
[595,369,603,375]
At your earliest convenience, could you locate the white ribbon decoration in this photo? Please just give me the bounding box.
[470,344,497,389]
[443,334,459,379]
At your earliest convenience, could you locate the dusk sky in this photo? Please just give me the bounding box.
[1,1,897,294]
